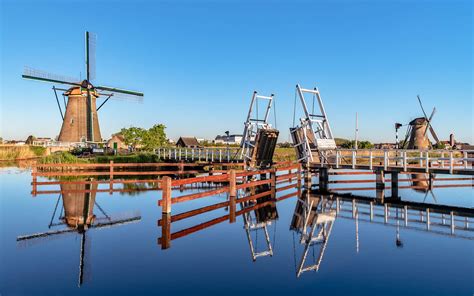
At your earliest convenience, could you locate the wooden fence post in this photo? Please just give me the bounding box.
[270,168,277,198]
[32,161,37,196]
[161,213,171,249]
[229,170,236,223]
[109,160,114,194]
[162,176,172,214]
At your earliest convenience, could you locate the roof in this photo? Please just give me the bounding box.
[177,137,200,147]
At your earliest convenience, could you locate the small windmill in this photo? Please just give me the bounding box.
[402,95,441,149]
[22,31,144,143]
[17,182,141,287]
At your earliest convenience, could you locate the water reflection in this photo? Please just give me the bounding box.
[241,184,278,261]
[290,188,474,277]
[17,180,141,287]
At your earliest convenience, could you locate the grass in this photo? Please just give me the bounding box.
[93,153,161,163]
[0,145,47,161]
[39,152,88,164]
[273,147,296,162]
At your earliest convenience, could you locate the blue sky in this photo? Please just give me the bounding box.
[1,0,472,143]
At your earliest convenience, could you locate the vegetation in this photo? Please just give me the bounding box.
[0,145,48,160]
[120,124,168,151]
[273,147,296,162]
[339,139,374,149]
[94,153,161,163]
[39,151,87,164]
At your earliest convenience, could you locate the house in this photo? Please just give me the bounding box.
[374,143,397,149]
[107,133,128,151]
[176,137,200,148]
[214,134,243,145]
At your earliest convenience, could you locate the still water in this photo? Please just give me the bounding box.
[1,167,473,295]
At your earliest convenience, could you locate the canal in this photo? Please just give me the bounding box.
[0,166,473,295]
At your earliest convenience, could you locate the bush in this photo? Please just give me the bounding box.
[29,146,46,156]
[39,152,87,164]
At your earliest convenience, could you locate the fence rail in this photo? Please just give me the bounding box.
[155,147,244,163]
[312,149,474,175]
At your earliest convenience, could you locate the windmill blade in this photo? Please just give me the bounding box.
[17,227,78,241]
[417,95,429,119]
[95,85,144,98]
[429,126,440,144]
[423,107,436,137]
[85,31,97,82]
[23,66,81,86]
[90,215,141,230]
[97,91,144,103]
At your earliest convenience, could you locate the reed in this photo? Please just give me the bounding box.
[0,145,46,161]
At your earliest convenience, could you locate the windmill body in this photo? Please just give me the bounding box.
[407,117,431,150]
[59,86,101,142]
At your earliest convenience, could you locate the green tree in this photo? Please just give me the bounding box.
[142,124,167,150]
[120,127,146,150]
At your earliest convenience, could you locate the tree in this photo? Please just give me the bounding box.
[142,124,167,150]
[120,127,146,150]
[25,135,37,145]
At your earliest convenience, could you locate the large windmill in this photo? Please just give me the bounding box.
[22,31,144,143]
[402,95,441,150]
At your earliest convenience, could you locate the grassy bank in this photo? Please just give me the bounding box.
[0,145,47,161]
[273,147,296,162]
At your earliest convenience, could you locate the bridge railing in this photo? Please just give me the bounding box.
[326,149,474,173]
[155,147,243,162]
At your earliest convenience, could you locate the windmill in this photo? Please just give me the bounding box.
[22,31,144,143]
[17,181,141,287]
[402,95,441,150]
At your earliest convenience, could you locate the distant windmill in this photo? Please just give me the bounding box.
[22,31,144,143]
[17,182,141,287]
[402,95,441,149]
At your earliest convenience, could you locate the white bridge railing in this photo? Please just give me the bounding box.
[155,147,243,162]
[323,149,474,174]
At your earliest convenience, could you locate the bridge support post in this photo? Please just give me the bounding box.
[319,168,329,193]
[391,171,399,199]
[375,169,385,190]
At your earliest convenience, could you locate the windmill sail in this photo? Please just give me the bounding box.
[85,31,97,82]
[23,67,80,86]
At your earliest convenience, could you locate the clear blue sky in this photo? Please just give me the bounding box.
[1,0,472,143]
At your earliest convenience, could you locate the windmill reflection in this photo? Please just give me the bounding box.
[290,190,335,277]
[240,184,278,261]
[18,180,141,287]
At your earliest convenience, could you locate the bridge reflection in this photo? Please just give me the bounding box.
[158,184,473,278]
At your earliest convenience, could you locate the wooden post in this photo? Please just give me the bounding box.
[390,171,398,199]
[109,160,114,194]
[229,170,236,223]
[161,176,172,214]
[319,168,328,193]
[297,164,302,197]
[161,213,171,249]
[270,168,277,199]
[375,169,385,190]
[32,161,37,196]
